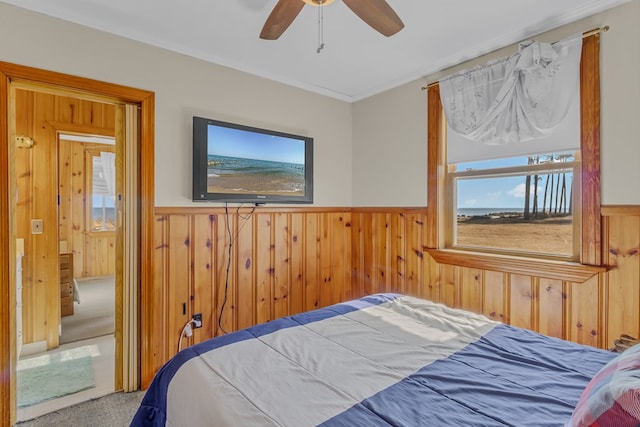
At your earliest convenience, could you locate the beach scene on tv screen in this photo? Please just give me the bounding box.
[207,124,305,196]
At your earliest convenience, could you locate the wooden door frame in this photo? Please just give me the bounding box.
[0,62,154,426]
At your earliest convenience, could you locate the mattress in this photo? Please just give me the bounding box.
[131,293,614,426]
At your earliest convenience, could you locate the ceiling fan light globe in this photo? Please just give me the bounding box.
[302,0,336,6]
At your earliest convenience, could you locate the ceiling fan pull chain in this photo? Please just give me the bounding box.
[316,2,325,53]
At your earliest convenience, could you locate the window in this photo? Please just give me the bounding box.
[451,152,578,258]
[427,32,603,280]
[86,149,116,232]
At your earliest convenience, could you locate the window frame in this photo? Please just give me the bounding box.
[425,32,605,282]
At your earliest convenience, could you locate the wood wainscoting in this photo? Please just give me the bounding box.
[145,205,640,387]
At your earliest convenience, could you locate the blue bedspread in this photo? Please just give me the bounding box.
[132,294,614,426]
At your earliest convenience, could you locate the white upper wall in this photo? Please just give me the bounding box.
[352,0,640,206]
[0,3,353,207]
[1,2,638,208]
[352,81,427,207]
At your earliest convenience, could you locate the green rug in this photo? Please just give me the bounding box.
[17,345,96,408]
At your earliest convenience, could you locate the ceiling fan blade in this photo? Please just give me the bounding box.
[342,0,404,37]
[260,0,305,40]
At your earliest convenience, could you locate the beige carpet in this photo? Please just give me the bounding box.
[60,276,114,344]
[16,391,144,427]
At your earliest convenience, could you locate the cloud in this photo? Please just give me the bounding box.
[508,183,536,199]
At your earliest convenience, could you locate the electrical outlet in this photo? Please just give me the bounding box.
[31,219,43,234]
[193,313,203,329]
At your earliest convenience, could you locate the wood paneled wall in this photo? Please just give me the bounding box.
[603,207,640,347]
[147,207,355,382]
[145,205,640,387]
[14,88,115,347]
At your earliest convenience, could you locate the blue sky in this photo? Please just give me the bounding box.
[458,176,534,209]
[208,124,305,165]
[456,156,573,210]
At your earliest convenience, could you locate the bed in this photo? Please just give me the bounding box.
[131,293,640,426]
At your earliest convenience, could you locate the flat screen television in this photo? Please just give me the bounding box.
[193,116,313,204]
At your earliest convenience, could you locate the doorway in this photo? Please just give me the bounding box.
[0,61,155,426]
[58,133,117,345]
[15,124,119,419]
[13,89,116,420]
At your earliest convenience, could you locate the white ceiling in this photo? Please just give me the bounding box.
[0,0,629,102]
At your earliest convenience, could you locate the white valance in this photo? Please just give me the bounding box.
[440,33,583,153]
[446,87,580,164]
[94,152,116,203]
[100,151,116,203]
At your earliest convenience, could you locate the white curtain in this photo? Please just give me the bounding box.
[100,151,116,203]
[440,33,582,145]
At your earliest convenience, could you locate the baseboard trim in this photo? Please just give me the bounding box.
[19,340,47,358]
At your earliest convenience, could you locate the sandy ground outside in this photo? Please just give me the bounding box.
[457,215,573,255]
[208,173,304,195]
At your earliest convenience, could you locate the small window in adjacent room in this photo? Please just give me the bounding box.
[87,151,116,232]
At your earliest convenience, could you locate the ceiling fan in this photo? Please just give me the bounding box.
[260,0,404,40]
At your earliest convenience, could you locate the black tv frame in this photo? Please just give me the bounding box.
[192,116,314,204]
